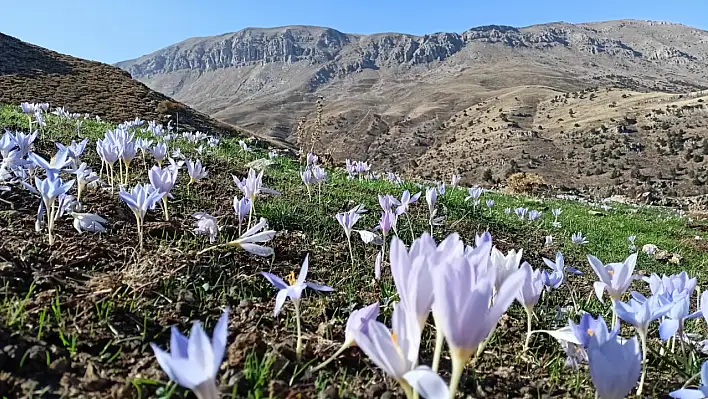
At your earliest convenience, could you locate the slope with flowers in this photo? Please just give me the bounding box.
[1,102,708,398]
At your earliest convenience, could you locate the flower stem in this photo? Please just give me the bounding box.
[346,235,355,270]
[193,379,219,399]
[400,380,416,399]
[406,213,415,242]
[294,301,303,361]
[637,330,648,396]
[161,197,169,221]
[432,317,445,372]
[310,341,351,372]
[611,300,618,331]
[448,351,467,399]
[524,308,534,350]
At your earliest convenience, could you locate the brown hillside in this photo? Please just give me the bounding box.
[0,33,241,136]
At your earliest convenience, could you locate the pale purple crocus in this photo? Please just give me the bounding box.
[514,207,528,220]
[572,231,589,245]
[232,196,251,236]
[588,333,642,399]
[150,308,229,399]
[202,217,275,257]
[659,293,703,342]
[149,165,178,221]
[540,313,617,369]
[336,205,364,266]
[261,254,333,359]
[644,271,697,300]
[375,251,382,280]
[12,130,37,157]
[516,262,544,349]
[193,212,219,243]
[311,302,380,372]
[486,199,494,209]
[390,236,435,335]
[431,244,528,398]
[450,174,461,188]
[351,302,428,398]
[425,187,442,233]
[151,142,168,166]
[70,163,99,202]
[615,292,673,396]
[28,148,71,179]
[528,209,542,221]
[542,251,582,290]
[33,176,75,245]
[119,183,165,249]
[233,168,280,228]
[504,207,511,215]
[491,247,523,293]
[588,253,638,328]
[396,190,421,215]
[70,211,107,234]
[186,159,208,185]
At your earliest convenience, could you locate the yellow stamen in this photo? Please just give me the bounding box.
[391,332,398,346]
[587,328,594,336]
[287,271,297,285]
[609,270,615,276]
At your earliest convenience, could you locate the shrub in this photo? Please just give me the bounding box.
[506,172,546,194]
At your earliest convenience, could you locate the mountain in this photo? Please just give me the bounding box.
[0,32,242,136]
[115,21,708,195]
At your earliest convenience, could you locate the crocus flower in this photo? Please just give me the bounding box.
[644,271,697,300]
[588,334,642,399]
[186,159,208,184]
[70,162,99,201]
[486,199,494,208]
[615,292,673,395]
[431,244,528,397]
[542,252,582,289]
[465,186,483,202]
[261,255,333,359]
[396,190,421,215]
[544,235,553,246]
[70,212,107,234]
[659,294,703,341]
[390,236,435,335]
[589,253,637,303]
[232,196,251,235]
[491,247,523,293]
[450,174,461,188]
[34,176,75,244]
[572,231,588,245]
[516,262,544,349]
[552,208,562,218]
[151,308,229,399]
[514,207,528,219]
[119,183,165,249]
[542,313,617,368]
[151,142,168,166]
[504,207,511,215]
[375,251,382,280]
[528,209,542,221]
[193,212,219,243]
[12,131,37,157]
[311,302,380,372]
[351,302,426,398]
[149,165,178,220]
[28,148,72,179]
[670,360,708,398]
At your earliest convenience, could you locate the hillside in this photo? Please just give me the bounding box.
[116,20,708,196]
[0,32,242,136]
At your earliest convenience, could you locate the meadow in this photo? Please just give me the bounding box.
[1,102,708,398]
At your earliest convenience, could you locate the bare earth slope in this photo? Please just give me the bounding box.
[0,33,241,136]
[120,21,708,195]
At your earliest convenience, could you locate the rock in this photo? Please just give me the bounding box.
[49,357,69,373]
[318,386,340,399]
[669,253,683,265]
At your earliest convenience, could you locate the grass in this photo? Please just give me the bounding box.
[1,102,708,398]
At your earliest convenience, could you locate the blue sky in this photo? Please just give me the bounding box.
[2,0,706,64]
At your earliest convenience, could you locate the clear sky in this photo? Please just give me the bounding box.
[1,0,706,64]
